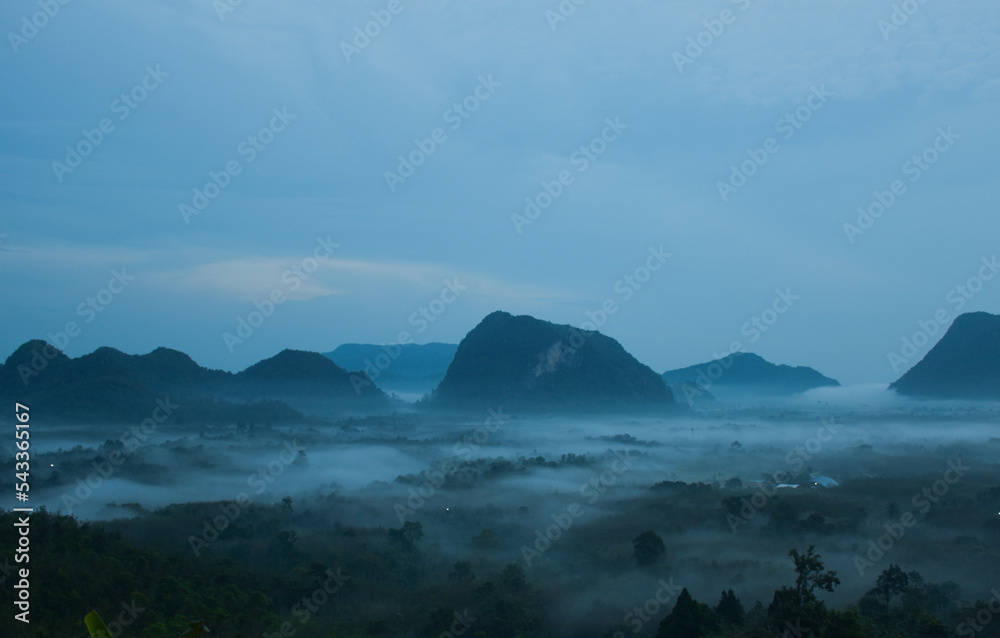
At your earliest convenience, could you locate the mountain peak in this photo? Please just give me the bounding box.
[661,352,839,396]
[239,349,351,380]
[428,312,675,412]
[890,311,1000,399]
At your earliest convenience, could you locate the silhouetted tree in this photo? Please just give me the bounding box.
[790,545,840,606]
[632,529,666,567]
[768,546,839,632]
[500,563,527,591]
[472,528,499,549]
[389,520,424,549]
[656,588,719,638]
[449,560,476,583]
[873,564,909,611]
[715,588,744,625]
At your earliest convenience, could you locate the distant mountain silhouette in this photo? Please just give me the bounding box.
[325,343,457,395]
[661,352,839,396]
[0,341,391,423]
[237,349,385,401]
[426,311,677,412]
[0,340,159,422]
[89,346,231,395]
[890,311,1000,399]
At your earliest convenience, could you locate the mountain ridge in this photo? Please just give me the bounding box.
[661,352,840,396]
[890,311,1000,399]
[426,311,677,412]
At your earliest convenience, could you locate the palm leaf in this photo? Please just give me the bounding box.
[84,611,113,638]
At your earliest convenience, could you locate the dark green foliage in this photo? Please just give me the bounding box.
[0,510,274,638]
[471,528,499,549]
[448,561,475,583]
[499,563,526,591]
[656,588,719,638]
[632,529,666,567]
[873,563,909,609]
[858,567,960,637]
[714,588,744,625]
[388,520,423,550]
[766,546,839,634]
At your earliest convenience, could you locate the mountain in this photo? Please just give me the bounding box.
[324,343,457,395]
[661,352,839,396]
[88,346,231,395]
[667,380,720,408]
[0,340,167,422]
[426,311,677,412]
[890,311,1000,399]
[0,341,391,423]
[236,349,385,401]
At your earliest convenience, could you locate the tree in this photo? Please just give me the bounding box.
[632,530,666,567]
[789,545,839,607]
[449,561,476,583]
[715,589,744,625]
[500,563,527,591]
[472,528,498,549]
[656,588,719,638]
[872,564,909,611]
[768,546,839,632]
[389,521,424,549]
[821,610,866,638]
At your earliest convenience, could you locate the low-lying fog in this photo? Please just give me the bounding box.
[5,385,1000,633]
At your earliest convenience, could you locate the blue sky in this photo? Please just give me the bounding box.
[1,0,998,384]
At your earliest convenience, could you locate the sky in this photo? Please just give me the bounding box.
[1,0,998,385]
